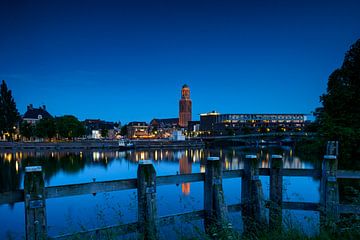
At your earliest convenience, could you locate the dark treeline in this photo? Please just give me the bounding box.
[305,39,360,169]
[19,115,85,141]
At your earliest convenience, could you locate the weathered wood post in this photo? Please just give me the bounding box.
[137,160,159,240]
[269,154,283,231]
[241,154,266,233]
[24,166,47,240]
[320,155,339,231]
[204,156,229,235]
[326,141,339,156]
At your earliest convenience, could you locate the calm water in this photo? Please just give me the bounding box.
[0,146,321,239]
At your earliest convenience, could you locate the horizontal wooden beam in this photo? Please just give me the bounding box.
[223,169,243,179]
[50,204,241,239]
[228,203,242,213]
[337,170,360,179]
[50,221,139,240]
[157,173,204,186]
[259,168,321,177]
[50,210,206,239]
[38,200,360,239]
[46,178,137,199]
[1,169,359,205]
[338,204,360,214]
[282,201,320,211]
[259,168,270,176]
[281,169,321,177]
[0,190,24,205]
[158,210,205,226]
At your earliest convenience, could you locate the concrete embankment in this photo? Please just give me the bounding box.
[0,140,119,150]
[0,139,205,151]
[132,140,205,149]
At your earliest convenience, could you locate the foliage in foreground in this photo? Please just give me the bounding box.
[313,39,360,168]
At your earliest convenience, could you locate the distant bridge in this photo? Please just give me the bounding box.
[198,132,316,146]
[199,132,315,140]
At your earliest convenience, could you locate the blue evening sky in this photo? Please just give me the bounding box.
[1,0,359,123]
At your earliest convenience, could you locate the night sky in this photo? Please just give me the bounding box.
[1,0,359,123]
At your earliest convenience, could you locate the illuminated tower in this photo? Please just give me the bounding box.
[179,84,192,127]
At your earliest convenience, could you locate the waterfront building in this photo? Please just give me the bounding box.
[179,84,192,127]
[200,112,307,135]
[149,118,179,138]
[22,104,52,124]
[187,121,200,137]
[127,121,149,139]
[150,118,179,129]
[83,119,118,139]
[171,131,186,141]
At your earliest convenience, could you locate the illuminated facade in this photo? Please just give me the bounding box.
[127,121,149,139]
[200,112,307,135]
[179,84,192,127]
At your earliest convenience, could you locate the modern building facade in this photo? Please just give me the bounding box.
[179,84,192,128]
[200,112,307,135]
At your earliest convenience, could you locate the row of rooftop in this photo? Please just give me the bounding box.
[21,104,309,140]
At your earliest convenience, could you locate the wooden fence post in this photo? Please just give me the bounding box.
[204,156,229,234]
[241,154,266,233]
[320,155,339,230]
[137,160,159,240]
[24,166,47,240]
[269,154,283,231]
[326,141,339,156]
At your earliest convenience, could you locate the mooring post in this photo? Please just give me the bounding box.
[269,154,283,230]
[137,160,159,240]
[24,166,47,240]
[241,154,265,233]
[320,155,339,230]
[204,156,229,235]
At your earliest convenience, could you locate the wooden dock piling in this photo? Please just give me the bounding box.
[24,166,47,240]
[204,156,229,234]
[137,160,159,240]
[269,154,283,230]
[241,154,265,233]
[320,155,339,230]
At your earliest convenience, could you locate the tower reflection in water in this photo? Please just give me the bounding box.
[179,150,192,195]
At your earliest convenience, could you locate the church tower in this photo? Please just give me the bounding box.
[179,84,192,127]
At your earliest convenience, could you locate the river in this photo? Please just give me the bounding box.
[0,146,322,239]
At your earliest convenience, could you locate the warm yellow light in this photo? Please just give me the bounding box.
[5,153,12,161]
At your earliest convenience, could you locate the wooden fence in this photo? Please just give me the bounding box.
[1,145,360,239]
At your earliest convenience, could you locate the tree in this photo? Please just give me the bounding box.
[317,39,360,163]
[55,115,85,140]
[0,80,20,140]
[20,121,35,140]
[100,127,108,138]
[120,124,128,136]
[35,118,56,139]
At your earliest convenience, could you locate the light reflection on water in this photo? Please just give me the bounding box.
[0,146,320,239]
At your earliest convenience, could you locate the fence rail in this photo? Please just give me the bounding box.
[1,141,360,240]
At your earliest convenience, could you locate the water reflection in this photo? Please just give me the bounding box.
[179,151,192,195]
[0,146,316,194]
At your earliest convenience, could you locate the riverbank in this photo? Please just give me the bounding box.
[0,139,205,151]
[132,139,205,149]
